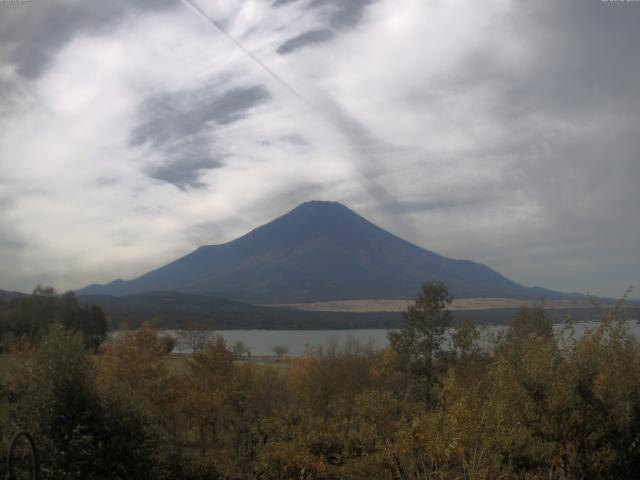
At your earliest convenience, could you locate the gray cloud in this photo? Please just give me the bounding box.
[131,85,271,148]
[1,0,639,298]
[0,74,26,117]
[131,84,271,189]
[378,193,503,215]
[272,0,298,6]
[275,0,377,54]
[148,155,224,190]
[473,2,640,230]
[485,1,639,123]
[0,196,29,290]
[0,0,178,80]
[281,133,309,146]
[314,92,406,207]
[277,29,334,54]
[390,1,640,295]
[316,0,378,29]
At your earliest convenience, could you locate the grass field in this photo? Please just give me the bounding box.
[0,353,295,382]
[267,297,595,313]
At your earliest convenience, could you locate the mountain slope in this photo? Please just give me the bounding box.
[0,289,29,301]
[77,201,571,302]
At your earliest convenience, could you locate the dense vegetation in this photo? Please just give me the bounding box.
[0,282,639,479]
[0,286,107,349]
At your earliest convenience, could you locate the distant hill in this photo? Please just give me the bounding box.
[78,200,578,303]
[0,289,29,301]
[77,291,401,330]
[78,291,622,330]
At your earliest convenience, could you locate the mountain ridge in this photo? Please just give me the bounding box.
[77,201,577,302]
[0,289,29,301]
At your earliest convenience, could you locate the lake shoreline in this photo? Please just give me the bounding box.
[117,319,639,356]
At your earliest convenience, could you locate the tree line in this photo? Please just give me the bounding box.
[0,286,107,350]
[0,282,638,479]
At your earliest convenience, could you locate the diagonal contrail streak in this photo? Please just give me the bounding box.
[181,0,317,113]
[179,0,411,232]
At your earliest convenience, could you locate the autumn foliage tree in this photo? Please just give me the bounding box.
[1,285,639,479]
[182,335,234,458]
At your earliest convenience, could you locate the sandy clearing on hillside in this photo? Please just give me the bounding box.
[266,298,592,313]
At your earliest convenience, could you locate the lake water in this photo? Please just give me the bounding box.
[162,320,640,356]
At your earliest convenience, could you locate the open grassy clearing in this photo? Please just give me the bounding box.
[0,352,295,382]
[267,297,596,313]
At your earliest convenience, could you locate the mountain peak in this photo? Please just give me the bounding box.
[287,200,378,227]
[287,200,356,220]
[298,200,345,208]
[77,201,571,302]
[297,200,352,210]
[234,200,382,250]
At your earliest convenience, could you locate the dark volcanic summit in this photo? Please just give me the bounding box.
[77,201,565,303]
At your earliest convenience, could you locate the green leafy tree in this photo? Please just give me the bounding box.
[387,281,453,403]
[14,324,106,479]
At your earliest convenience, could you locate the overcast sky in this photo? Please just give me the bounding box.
[1,0,639,299]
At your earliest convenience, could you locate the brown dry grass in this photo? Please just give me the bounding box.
[266,297,592,313]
